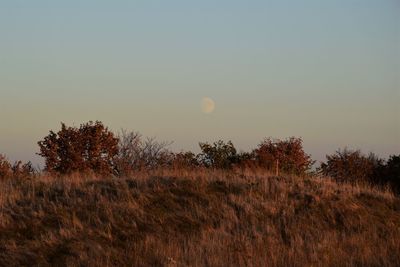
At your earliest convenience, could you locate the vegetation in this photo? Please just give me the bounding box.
[38,121,119,175]
[384,155,400,193]
[319,149,400,193]
[170,151,199,169]
[0,169,399,266]
[318,148,381,183]
[198,140,238,169]
[0,154,35,179]
[0,121,399,266]
[31,121,399,194]
[253,137,314,175]
[115,130,172,176]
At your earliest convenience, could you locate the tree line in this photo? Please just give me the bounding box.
[0,121,399,193]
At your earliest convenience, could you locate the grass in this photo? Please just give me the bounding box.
[0,168,399,266]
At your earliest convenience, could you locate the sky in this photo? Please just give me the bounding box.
[0,0,399,167]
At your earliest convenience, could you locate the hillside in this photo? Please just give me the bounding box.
[0,169,399,267]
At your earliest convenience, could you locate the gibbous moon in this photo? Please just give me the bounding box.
[201,97,215,114]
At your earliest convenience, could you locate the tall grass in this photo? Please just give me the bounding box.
[0,169,399,266]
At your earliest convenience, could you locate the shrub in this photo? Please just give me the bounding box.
[198,140,238,169]
[382,155,400,193]
[38,121,119,175]
[0,154,12,178]
[115,130,172,175]
[253,137,313,175]
[318,148,383,184]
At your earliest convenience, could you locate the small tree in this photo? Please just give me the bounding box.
[38,121,119,175]
[253,137,313,175]
[115,130,172,175]
[141,137,173,169]
[318,148,382,184]
[198,140,237,169]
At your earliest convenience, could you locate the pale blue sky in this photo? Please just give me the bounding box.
[0,0,399,166]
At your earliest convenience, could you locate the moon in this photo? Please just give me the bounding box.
[201,97,215,114]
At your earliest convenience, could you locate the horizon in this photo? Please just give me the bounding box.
[1,0,399,166]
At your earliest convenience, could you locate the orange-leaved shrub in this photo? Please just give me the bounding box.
[253,137,314,175]
[319,149,400,193]
[318,148,382,184]
[38,121,118,175]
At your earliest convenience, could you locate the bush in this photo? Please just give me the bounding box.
[318,148,383,184]
[382,155,400,193]
[253,137,313,175]
[115,130,172,175]
[198,140,238,169]
[38,121,119,175]
[0,154,12,178]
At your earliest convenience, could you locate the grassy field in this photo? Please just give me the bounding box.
[0,169,399,267]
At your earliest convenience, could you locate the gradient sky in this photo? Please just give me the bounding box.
[1,0,399,167]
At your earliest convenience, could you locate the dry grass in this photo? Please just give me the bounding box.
[0,168,399,267]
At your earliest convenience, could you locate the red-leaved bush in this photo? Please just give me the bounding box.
[253,137,314,175]
[38,121,118,175]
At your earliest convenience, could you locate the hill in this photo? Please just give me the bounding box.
[0,169,399,266]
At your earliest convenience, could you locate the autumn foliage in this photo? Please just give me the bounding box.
[0,121,400,266]
[318,149,381,183]
[253,137,314,175]
[38,121,118,175]
[319,149,400,193]
[0,120,396,194]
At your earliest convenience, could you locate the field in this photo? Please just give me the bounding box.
[0,169,399,267]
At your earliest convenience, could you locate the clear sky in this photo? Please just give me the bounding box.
[1,0,399,166]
